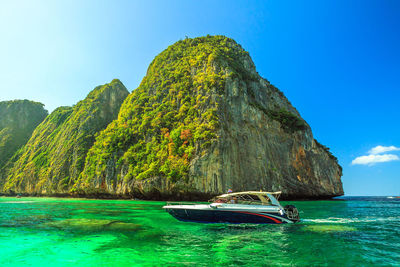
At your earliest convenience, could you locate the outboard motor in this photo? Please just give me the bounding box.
[284,205,300,222]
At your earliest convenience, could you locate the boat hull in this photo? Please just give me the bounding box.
[164,206,293,224]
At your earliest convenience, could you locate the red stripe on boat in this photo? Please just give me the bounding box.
[233,211,282,224]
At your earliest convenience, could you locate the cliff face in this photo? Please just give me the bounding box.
[4,80,129,194]
[0,100,48,184]
[77,36,343,199]
[189,76,343,199]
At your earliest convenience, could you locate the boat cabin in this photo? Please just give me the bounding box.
[210,191,282,207]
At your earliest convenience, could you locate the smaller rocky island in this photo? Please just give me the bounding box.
[0,100,48,184]
[0,36,343,200]
[2,80,129,195]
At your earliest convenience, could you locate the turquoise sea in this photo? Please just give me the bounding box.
[0,196,399,266]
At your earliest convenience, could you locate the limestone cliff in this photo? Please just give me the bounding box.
[0,100,48,184]
[4,80,129,194]
[77,36,343,199]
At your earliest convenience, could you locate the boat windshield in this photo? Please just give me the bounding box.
[211,191,282,206]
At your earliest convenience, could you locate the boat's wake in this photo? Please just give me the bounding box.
[302,216,400,224]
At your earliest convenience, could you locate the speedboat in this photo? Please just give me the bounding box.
[163,191,300,224]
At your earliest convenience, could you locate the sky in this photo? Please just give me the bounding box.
[0,0,399,196]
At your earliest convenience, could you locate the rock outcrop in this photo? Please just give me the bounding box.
[76,36,343,199]
[4,79,129,194]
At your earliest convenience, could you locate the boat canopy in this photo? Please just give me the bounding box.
[211,191,282,206]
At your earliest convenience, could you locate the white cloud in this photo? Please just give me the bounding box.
[351,154,399,165]
[368,145,400,155]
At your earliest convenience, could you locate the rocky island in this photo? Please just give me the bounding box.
[3,80,129,194]
[0,100,48,185]
[0,36,343,200]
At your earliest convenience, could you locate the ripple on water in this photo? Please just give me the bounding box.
[301,224,357,233]
[42,218,142,232]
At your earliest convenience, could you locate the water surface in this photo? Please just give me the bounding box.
[0,196,399,266]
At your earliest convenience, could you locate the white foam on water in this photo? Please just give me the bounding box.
[1,201,34,204]
[302,216,400,224]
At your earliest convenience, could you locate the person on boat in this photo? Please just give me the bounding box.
[230,197,238,204]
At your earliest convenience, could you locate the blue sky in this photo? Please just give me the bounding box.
[0,0,399,195]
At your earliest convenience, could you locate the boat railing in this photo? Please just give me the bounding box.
[165,201,198,206]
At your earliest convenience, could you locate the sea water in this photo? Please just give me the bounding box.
[0,196,399,266]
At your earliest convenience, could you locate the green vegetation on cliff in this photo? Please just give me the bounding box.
[0,100,48,176]
[79,35,255,189]
[4,80,129,193]
[268,108,307,133]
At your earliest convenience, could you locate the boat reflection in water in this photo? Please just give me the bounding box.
[163,191,300,224]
